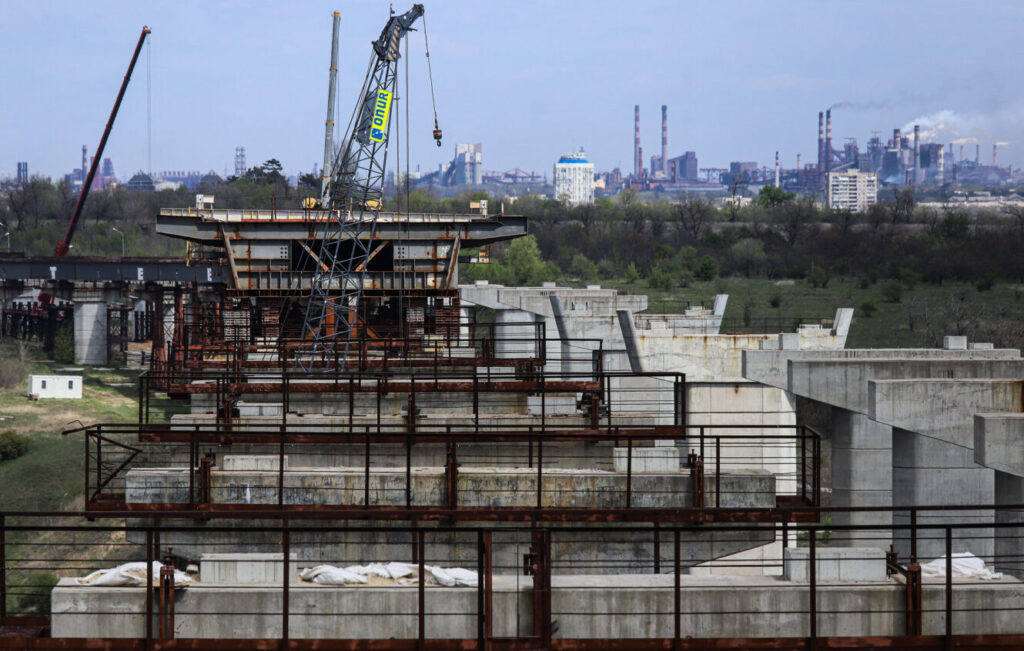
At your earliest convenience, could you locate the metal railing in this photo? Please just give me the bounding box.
[3,508,1024,648]
[62,421,818,516]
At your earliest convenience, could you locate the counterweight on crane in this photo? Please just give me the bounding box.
[297,4,432,371]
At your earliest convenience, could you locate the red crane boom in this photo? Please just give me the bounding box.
[54,25,151,258]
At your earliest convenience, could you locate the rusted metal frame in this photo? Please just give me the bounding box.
[653,522,660,573]
[188,436,196,509]
[533,529,552,648]
[905,562,923,636]
[364,428,371,508]
[78,501,824,523]
[536,438,543,510]
[446,430,459,510]
[911,509,918,564]
[945,527,952,648]
[199,455,213,506]
[278,378,288,508]
[95,426,102,498]
[282,518,290,648]
[625,438,632,508]
[418,530,426,645]
[406,436,413,508]
[799,425,806,503]
[158,554,175,640]
[145,529,153,649]
[88,434,141,503]
[484,531,493,649]
[0,514,5,622]
[477,530,485,650]
[715,438,721,510]
[809,524,817,648]
[813,430,821,506]
[673,530,680,650]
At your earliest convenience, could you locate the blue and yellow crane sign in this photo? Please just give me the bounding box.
[369,89,393,143]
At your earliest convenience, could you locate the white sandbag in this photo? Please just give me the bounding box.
[384,562,418,579]
[299,565,368,585]
[427,566,478,587]
[921,552,1003,580]
[77,561,193,587]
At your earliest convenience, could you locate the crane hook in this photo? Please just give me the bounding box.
[433,120,442,148]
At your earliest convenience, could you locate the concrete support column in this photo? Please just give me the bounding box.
[494,308,538,359]
[830,408,893,547]
[892,428,993,561]
[73,300,107,365]
[994,470,1024,577]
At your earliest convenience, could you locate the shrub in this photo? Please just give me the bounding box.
[859,300,878,317]
[975,273,996,292]
[647,265,675,290]
[0,430,30,461]
[624,262,640,283]
[768,292,782,309]
[14,571,58,615]
[693,255,719,281]
[567,253,599,283]
[0,358,26,389]
[880,280,903,303]
[899,268,923,290]
[51,321,74,364]
[805,263,830,289]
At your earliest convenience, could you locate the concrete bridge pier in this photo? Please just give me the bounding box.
[830,408,892,548]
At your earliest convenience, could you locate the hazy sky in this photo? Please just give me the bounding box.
[4,1,1024,181]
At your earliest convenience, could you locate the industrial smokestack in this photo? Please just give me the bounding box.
[796,153,801,170]
[634,105,641,180]
[638,146,643,180]
[976,144,980,165]
[893,129,901,150]
[913,125,920,184]
[825,109,833,177]
[938,146,944,185]
[81,145,87,185]
[993,144,998,167]
[959,144,964,162]
[817,112,824,183]
[660,105,668,176]
[774,151,780,187]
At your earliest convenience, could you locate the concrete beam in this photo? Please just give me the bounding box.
[789,359,1024,414]
[868,379,1024,449]
[742,349,1020,393]
[975,413,1024,477]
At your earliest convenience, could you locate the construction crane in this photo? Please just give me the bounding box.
[42,26,150,305]
[297,4,437,371]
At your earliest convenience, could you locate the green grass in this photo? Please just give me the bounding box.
[599,277,1024,348]
[0,340,143,512]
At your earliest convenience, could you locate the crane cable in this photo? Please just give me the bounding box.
[422,15,442,146]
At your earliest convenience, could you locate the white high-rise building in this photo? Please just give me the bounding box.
[554,151,594,205]
[827,170,877,212]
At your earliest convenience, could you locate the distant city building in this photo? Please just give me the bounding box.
[553,151,594,206]
[729,161,757,182]
[124,171,155,192]
[16,162,28,185]
[827,170,877,212]
[668,152,698,182]
[441,143,482,186]
[156,171,205,191]
[100,158,116,188]
[235,146,247,177]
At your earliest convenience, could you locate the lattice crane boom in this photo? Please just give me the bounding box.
[297,4,425,372]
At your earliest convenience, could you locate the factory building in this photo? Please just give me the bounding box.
[16,162,28,185]
[827,169,877,212]
[554,151,595,205]
[668,151,698,182]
